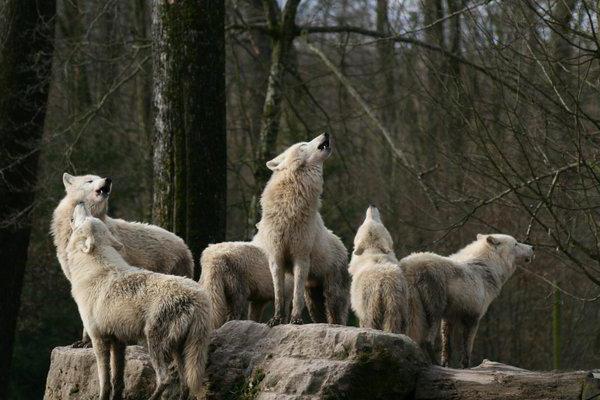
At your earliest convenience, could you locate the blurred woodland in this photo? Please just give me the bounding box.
[2,0,600,398]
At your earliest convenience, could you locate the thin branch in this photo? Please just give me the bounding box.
[304,38,439,210]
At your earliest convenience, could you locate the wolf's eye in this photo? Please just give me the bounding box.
[514,243,518,247]
[86,180,93,183]
[70,218,74,223]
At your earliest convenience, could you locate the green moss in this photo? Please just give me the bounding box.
[227,369,266,400]
[322,347,417,400]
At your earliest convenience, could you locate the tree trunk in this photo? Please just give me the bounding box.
[445,0,465,192]
[421,0,445,168]
[183,0,226,279]
[0,0,56,397]
[151,0,175,231]
[376,0,397,132]
[552,283,562,370]
[415,360,600,400]
[248,0,301,227]
[236,0,272,238]
[151,0,226,277]
[376,0,401,221]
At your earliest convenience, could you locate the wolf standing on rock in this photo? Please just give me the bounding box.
[401,234,534,367]
[51,173,194,345]
[349,206,409,334]
[66,204,211,400]
[199,240,293,328]
[254,133,350,326]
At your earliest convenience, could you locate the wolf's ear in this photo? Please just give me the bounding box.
[354,245,364,256]
[80,235,95,253]
[266,153,286,171]
[376,243,393,254]
[477,233,486,241]
[63,173,74,188]
[486,235,500,247]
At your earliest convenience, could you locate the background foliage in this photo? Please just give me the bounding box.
[7,0,600,398]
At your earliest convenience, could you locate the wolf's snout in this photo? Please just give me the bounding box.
[317,133,331,151]
[97,177,112,196]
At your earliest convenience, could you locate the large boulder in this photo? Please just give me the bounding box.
[44,321,600,399]
[43,321,427,400]
[205,321,428,399]
[43,345,180,400]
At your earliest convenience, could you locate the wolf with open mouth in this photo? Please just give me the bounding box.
[51,173,194,346]
[254,133,350,326]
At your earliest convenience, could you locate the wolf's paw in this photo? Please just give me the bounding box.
[267,316,283,327]
[71,339,92,348]
[289,317,303,325]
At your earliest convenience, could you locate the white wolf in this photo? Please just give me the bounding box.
[51,173,194,345]
[400,233,534,367]
[66,204,212,400]
[349,206,409,333]
[254,133,350,325]
[199,240,293,328]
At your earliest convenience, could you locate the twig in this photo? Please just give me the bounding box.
[304,38,439,210]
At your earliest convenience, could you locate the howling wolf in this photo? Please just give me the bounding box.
[254,133,350,326]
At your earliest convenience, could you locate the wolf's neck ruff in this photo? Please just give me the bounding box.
[260,165,323,227]
[450,242,517,296]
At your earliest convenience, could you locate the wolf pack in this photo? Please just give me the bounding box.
[51,133,534,399]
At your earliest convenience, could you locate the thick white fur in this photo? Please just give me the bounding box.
[52,173,194,280]
[52,173,194,344]
[199,240,293,329]
[349,206,409,333]
[254,133,350,325]
[66,204,211,399]
[400,233,534,367]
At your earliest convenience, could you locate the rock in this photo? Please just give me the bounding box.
[43,321,427,400]
[43,345,179,400]
[205,321,428,400]
[44,322,600,400]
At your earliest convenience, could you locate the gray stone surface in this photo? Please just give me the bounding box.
[43,321,428,400]
[205,321,428,400]
[43,345,179,400]
[43,321,600,400]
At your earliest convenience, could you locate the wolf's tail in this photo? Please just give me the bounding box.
[380,279,406,334]
[198,248,228,329]
[182,295,212,397]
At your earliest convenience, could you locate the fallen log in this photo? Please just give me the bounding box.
[415,360,600,400]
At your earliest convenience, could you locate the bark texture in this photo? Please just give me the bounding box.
[0,0,56,397]
[248,0,301,226]
[415,360,600,400]
[151,0,175,230]
[183,0,227,278]
[151,0,227,276]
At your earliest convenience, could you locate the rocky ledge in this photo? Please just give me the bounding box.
[44,321,600,400]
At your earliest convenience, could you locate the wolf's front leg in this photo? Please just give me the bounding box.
[440,319,452,367]
[460,318,480,368]
[267,257,285,327]
[109,340,126,400]
[289,259,310,324]
[72,327,92,348]
[91,336,111,400]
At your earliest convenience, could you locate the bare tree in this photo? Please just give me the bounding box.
[248,0,301,226]
[152,0,226,278]
[0,0,56,396]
